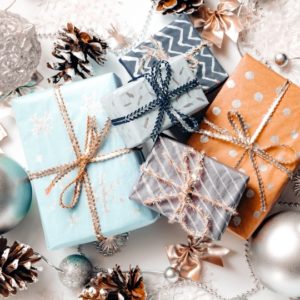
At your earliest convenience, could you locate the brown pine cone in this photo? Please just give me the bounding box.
[156,0,204,14]
[79,265,146,300]
[47,23,108,84]
[0,237,41,297]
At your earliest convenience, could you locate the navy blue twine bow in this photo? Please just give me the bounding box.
[111,60,200,142]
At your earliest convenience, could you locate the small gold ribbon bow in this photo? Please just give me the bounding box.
[190,0,243,48]
[198,81,296,212]
[30,87,130,241]
[142,149,236,237]
[166,236,230,282]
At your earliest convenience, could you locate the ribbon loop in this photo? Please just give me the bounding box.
[29,88,131,241]
[111,60,200,142]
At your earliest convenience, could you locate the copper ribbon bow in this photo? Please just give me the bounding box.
[166,235,230,282]
[190,0,243,48]
[30,87,130,241]
[198,81,296,212]
[142,149,236,237]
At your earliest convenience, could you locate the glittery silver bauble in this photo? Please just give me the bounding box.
[95,233,129,256]
[0,10,41,98]
[0,154,32,233]
[249,211,300,298]
[164,267,179,283]
[59,254,93,289]
[274,53,289,67]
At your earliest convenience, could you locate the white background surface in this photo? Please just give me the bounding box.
[0,0,295,299]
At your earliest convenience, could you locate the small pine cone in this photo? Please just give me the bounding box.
[79,265,146,300]
[156,0,204,14]
[47,23,108,84]
[0,237,41,298]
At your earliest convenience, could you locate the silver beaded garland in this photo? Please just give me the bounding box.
[164,267,180,283]
[58,254,93,289]
[274,53,289,67]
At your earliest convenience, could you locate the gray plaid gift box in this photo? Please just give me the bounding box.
[102,55,208,148]
[130,137,249,240]
[119,15,228,94]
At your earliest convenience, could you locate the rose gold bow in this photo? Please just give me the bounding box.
[190,0,243,48]
[166,236,230,282]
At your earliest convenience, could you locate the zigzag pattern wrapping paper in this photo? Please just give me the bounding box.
[130,137,249,240]
[119,15,228,94]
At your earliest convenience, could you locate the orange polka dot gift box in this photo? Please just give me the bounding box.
[188,54,300,240]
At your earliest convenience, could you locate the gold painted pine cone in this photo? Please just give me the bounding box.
[156,0,204,14]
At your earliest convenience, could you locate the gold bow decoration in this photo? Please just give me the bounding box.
[30,87,130,241]
[198,80,297,212]
[190,0,243,48]
[166,235,230,282]
[142,149,236,237]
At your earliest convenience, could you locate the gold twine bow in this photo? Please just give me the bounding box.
[142,148,236,237]
[166,235,230,282]
[198,80,296,212]
[190,0,243,48]
[29,87,131,241]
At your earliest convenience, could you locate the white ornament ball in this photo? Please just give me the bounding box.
[0,10,41,97]
[249,211,300,298]
[164,267,179,283]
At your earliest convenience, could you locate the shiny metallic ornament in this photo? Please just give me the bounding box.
[274,53,289,67]
[249,211,300,298]
[0,10,41,99]
[95,233,129,256]
[59,254,93,289]
[0,154,32,233]
[164,267,180,283]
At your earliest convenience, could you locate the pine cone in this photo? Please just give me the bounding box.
[79,265,146,300]
[0,237,41,297]
[47,23,108,84]
[156,0,204,14]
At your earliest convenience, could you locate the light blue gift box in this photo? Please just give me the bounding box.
[12,74,159,250]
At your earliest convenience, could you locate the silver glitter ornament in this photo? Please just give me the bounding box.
[95,233,129,256]
[164,267,180,283]
[249,211,300,298]
[59,254,93,289]
[274,53,289,67]
[0,10,41,98]
[0,154,32,233]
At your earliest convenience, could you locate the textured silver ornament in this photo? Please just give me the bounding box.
[0,154,32,233]
[164,267,179,284]
[95,233,129,256]
[58,254,93,289]
[274,53,289,67]
[249,211,300,298]
[0,10,41,98]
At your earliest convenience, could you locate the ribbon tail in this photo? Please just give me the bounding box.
[220,14,243,43]
[172,108,199,132]
[202,21,225,48]
[151,108,165,142]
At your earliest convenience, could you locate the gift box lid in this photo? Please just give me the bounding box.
[12,73,159,250]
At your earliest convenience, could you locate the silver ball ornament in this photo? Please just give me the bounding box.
[59,254,93,289]
[0,154,32,233]
[249,211,300,298]
[274,53,289,67]
[164,267,180,283]
[0,10,41,98]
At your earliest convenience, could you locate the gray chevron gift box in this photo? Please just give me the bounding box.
[130,137,249,240]
[119,15,228,94]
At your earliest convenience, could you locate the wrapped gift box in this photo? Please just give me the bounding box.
[119,15,228,94]
[102,55,208,148]
[130,136,248,240]
[188,55,300,239]
[12,74,159,250]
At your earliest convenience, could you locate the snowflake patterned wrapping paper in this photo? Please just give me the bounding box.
[130,137,248,240]
[11,74,159,250]
[188,55,300,240]
[119,15,228,94]
[102,55,208,148]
